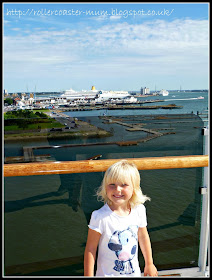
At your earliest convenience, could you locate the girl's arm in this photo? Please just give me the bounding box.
[138,227,158,277]
[84,228,101,276]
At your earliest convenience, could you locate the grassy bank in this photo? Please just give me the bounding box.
[4,109,112,142]
[4,109,65,131]
[4,120,64,131]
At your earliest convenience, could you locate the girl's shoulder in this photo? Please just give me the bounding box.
[91,204,111,219]
[133,203,146,214]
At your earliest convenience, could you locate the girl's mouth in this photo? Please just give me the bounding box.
[113,195,124,198]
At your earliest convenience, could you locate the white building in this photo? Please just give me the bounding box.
[16,100,26,109]
[28,97,34,105]
[21,93,26,100]
[140,87,150,95]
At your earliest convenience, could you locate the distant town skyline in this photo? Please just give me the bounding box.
[4,88,209,95]
[3,2,209,93]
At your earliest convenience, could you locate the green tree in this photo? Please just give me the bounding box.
[4,98,13,105]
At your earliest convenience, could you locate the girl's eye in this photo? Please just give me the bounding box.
[108,183,129,188]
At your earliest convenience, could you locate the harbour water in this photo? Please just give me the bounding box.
[4,90,208,276]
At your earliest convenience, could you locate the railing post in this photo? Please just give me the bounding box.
[198,126,209,275]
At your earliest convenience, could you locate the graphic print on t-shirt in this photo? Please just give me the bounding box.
[108,226,138,275]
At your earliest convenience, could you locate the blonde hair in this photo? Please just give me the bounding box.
[96,160,150,207]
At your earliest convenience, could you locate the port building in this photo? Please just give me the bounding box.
[140,87,150,95]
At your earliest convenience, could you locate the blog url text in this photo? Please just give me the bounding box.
[5,8,174,18]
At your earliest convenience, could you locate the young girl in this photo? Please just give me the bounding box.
[84,160,158,277]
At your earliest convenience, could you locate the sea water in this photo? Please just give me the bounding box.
[4,90,208,276]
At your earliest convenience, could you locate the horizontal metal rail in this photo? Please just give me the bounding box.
[4,155,209,177]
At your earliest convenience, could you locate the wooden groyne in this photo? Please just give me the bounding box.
[126,127,163,135]
[101,117,164,136]
[30,141,139,151]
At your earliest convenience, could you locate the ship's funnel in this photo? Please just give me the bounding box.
[91,86,95,90]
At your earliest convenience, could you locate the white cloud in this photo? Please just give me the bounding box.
[3,18,209,90]
[92,14,108,21]
[109,15,122,20]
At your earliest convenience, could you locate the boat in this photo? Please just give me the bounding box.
[94,90,131,102]
[60,86,99,100]
[60,86,131,101]
[159,89,169,96]
[123,96,138,103]
[197,96,204,99]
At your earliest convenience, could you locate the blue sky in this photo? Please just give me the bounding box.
[3,2,209,92]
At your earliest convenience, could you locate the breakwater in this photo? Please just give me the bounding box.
[57,103,183,112]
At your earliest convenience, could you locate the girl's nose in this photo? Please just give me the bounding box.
[116,185,122,192]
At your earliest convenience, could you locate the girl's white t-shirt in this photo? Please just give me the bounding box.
[88,203,147,277]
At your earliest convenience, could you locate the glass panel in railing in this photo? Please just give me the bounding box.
[4,112,205,276]
[4,174,88,276]
[138,167,202,271]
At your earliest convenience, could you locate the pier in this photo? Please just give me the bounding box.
[18,129,171,163]
[5,132,170,163]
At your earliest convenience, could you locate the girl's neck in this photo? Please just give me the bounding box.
[108,203,131,217]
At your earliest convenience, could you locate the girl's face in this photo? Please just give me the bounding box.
[106,180,134,208]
